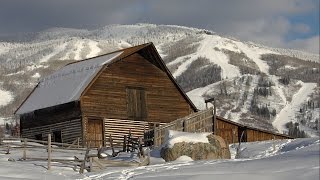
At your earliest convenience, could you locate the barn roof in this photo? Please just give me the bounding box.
[15,43,198,115]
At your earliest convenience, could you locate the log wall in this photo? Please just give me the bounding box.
[215,119,239,144]
[21,118,82,145]
[104,118,165,146]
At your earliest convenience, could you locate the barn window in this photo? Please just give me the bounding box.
[52,130,62,143]
[126,87,147,120]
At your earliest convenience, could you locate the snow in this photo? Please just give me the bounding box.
[273,82,317,134]
[0,89,13,107]
[15,51,122,114]
[39,43,67,63]
[79,138,319,180]
[31,73,41,78]
[164,130,211,148]
[0,135,319,180]
[174,156,194,162]
[172,35,241,79]
[86,40,101,58]
[73,41,84,60]
[232,41,273,74]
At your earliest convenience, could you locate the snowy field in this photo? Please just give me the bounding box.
[0,138,319,180]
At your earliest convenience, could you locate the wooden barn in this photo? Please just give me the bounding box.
[15,43,197,147]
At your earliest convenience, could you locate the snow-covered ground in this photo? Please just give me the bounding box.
[0,138,318,180]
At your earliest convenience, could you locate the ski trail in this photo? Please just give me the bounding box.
[173,35,241,79]
[86,40,101,58]
[39,43,67,63]
[273,82,317,133]
[74,41,84,60]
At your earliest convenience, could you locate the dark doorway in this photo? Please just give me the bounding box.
[238,127,247,142]
[53,130,62,143]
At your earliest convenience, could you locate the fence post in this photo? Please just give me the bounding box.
[23,138,27,160]
[213,99,217,134]
[272,135,275,151]
[123,135,127,152]
[77,137,80,148]
[138,137,144,158]
[48,134,51,171]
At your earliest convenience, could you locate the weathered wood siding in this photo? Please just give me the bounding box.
[20,101,81,129]
[215,118,239,144]
[215,117,291,143]
[104,119,165,146]
[81,53,194,123]
[20,118,82,144]
[20,101,83,144]
[246,128,288,142]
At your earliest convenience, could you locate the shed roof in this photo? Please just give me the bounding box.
[16,43,198,115]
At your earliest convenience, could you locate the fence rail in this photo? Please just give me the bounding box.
[147,108,214,147]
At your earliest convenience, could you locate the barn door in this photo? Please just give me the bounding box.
[238,127,247,142]
[126,87,147,120]
[87,118,104,147]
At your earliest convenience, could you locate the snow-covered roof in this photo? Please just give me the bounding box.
[16,51,122,115]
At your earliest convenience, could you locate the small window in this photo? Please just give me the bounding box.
[35,134,42,141]
[126,87,147,120]
[52,130,62,143]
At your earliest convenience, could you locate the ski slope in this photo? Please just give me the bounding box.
[273,82,317,133]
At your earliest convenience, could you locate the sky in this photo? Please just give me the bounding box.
[0,0,319,53]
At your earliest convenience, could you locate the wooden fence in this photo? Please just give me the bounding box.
[105,118,166,147]
[147,108,214,147]
[0,135,87,172]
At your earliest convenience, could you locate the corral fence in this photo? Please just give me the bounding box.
[0,135,87,172]
[144,107,214,147]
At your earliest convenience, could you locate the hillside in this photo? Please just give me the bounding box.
[0,24,319,137]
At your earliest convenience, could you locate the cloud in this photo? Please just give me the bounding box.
[288,36,320,54]
[0,0,318,53]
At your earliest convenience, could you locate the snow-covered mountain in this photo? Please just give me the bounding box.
[0,24,319,137]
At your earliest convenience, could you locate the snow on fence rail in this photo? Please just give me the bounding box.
[147,107,214,147]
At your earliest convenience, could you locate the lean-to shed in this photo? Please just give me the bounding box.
[15,43,197,147]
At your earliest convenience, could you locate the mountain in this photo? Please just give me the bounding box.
[0,24,319,137]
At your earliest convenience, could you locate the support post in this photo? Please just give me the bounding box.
[109,134,115,156]
[272,135,276,151]
[213,98,216,134]
[123,135,127,152]
[205,97,216,134]
[77,137,80,149]
[23,138,27,159]
[48,134,51,171]
[138,137,144,158]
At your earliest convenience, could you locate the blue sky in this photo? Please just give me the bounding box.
[0,0,319,53]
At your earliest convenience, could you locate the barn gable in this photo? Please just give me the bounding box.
[16,43,197,115]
